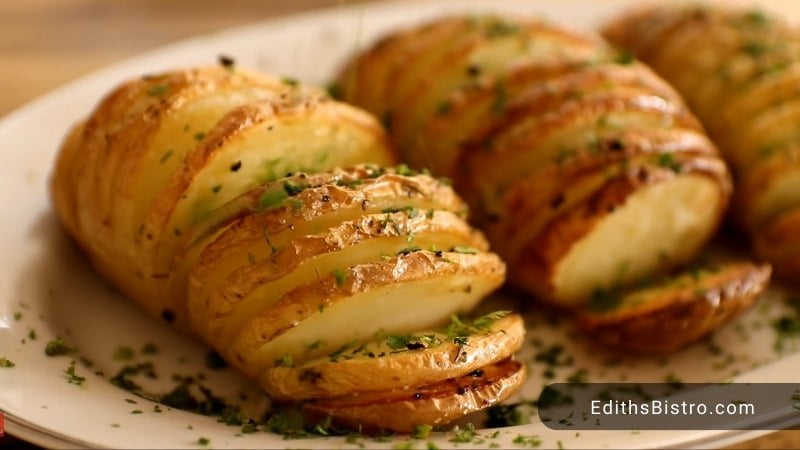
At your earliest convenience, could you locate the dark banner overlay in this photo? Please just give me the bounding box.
[538,383,800,430]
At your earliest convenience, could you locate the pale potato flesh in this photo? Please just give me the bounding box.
[191,210,486,345]
[188,172,467,316]
[148,97,393,274]
[548,174,724,304]
[603,5,800,282]
[227,251,505,377]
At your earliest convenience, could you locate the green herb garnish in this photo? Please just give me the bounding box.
[113,346,135,361]
[512,434,542,447]
[64,364,86,386]
[0,357,15,368]
[147,84,169,96]
[45,338,74,356]
[331,268,347,286]
[449,423,477,443]
[275,355,294,368]
[412,424,433,439]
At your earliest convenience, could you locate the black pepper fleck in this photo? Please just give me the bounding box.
[161,309,176,323]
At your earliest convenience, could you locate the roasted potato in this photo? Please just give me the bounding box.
[51,65,524,432]
[305,357,525,433]
[338,14,758,351]
[578,262,771,353]
[260,313,524,400]
[604,5,800,284]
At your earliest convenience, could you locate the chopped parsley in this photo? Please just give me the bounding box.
[491,82,508,115]
[193,132,206,142]
[274,355,294,368]
[146,84,169,96]
[64,364,86,386]
[0,357,15,368]
[412,424,433,439]
[449,423,477,443]
[326,81,343,100]
[657,153,682,172]
[512,434,542,447]
[196,437,210,447]
[485,19,521,38]
[444,311,510,339]
[258,186,290,210]
[664,373,684,388]
[141,342,158,355]
[450,245,478,254]
[588,287,623,312]
[742,40,769,57]
[614,50,635,65]
[382,206,419,218]
[113,346,135,361]
[486,403,529,427]
[13,311,22,320]
[331,268,347,286]
[281,76,299,86]
[395,163,416,176]
[45,338,74,356]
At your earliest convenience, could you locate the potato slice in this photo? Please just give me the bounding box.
[303,358,525,433]
[737,148,800,232]
[714,62,800,148]
[389,17,605,153]
[603,6,800,282]
[226,251,505,377]
[484,131,720,262]
[339,17,468,114]
[754,208,800,282]
[462,89,701,210]
[260,313,523,400]
[190,209,488,346]
[578,262,771,353]
[512,158,729,305]
[145,96,393,275]
[187,170,466,316]
[51,120,86,241]
[413,61,685,177]
[55,67,305,326]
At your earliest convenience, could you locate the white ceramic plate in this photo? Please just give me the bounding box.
[2,0,800,448]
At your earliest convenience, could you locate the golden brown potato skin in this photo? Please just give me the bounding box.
[578,262,771,353]
[51,65,523,432]
[51,66,395,330]
[305,358,525,433]
[261,314,524,400]
[339,14,745,351]
[604,6,800,283]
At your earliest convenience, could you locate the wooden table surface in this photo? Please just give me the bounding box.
[0,0,797,448]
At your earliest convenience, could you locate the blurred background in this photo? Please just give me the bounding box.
[0,0,796,448]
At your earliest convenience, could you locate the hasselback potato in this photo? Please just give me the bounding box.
[603,5,800,283]
[338,14,769,351]
[51,64,524,431]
